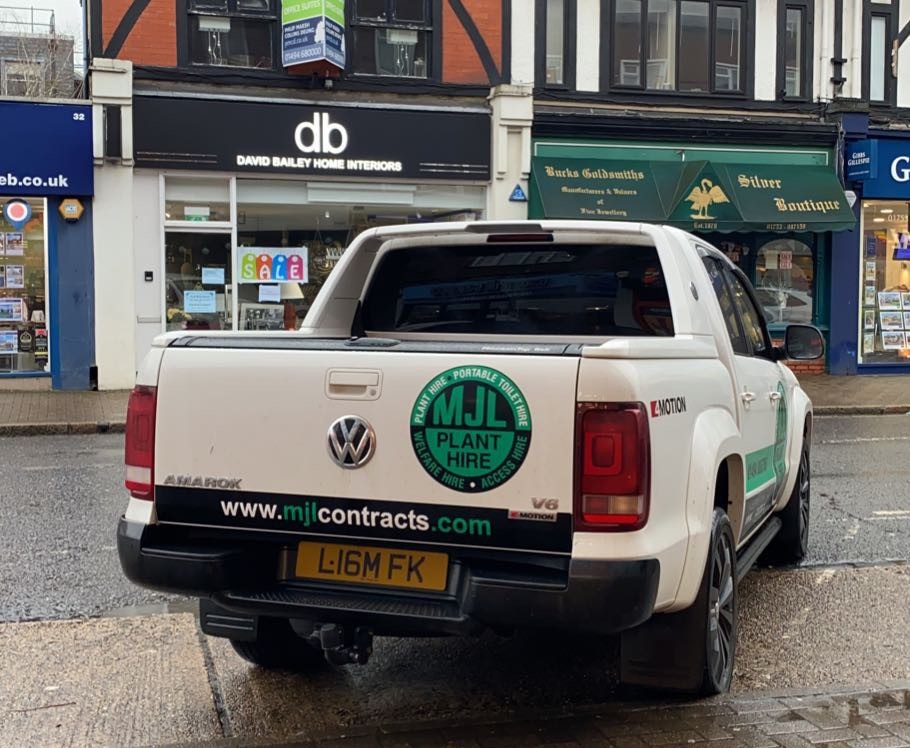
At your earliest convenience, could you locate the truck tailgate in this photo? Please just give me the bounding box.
[153,346,579,555]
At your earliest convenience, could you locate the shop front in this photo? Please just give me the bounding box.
[529,139,855,363]
[842,136,910,372]
[129,94,490,367]
[0,101,94,389]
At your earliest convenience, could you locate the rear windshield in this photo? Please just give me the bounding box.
[361,243,674,337]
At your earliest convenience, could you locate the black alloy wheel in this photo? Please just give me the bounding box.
[704,509,736,693]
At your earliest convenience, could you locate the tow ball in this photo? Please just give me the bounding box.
[305,623,374,665]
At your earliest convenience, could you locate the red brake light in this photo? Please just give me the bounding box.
[125,385,157,500]
[575,403,650,531]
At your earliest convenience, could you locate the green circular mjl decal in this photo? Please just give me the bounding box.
[410,366,532,493]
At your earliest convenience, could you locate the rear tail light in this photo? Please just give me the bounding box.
[125,385,157,500]
[574,403,650,531]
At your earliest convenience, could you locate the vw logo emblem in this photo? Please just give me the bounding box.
[327,416,376,469]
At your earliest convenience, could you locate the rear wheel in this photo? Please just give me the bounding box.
[230,618,326,671]
[619,508,736,695]
[701,508,736,694]
[761,432,810,565]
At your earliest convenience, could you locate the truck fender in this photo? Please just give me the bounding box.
[666,407,742,612]
[773,384,812,512]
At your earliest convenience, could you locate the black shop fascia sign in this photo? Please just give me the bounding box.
[133,95,490,181]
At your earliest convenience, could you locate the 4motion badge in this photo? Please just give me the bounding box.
[327,415,376,469]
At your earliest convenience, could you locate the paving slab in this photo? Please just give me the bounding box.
[0,613,221,748]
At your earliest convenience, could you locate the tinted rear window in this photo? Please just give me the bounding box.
[361,243,674,337]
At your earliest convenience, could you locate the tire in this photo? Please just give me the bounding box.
[230,618,326,671]
[619,507,736,695]
[761,432,810,566]
[700,508,737,695]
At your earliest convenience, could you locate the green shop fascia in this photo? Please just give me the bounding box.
[529,139,856,336]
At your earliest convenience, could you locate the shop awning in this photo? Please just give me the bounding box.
[530,157,856,233]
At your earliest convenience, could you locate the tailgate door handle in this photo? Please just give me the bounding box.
[326,369,382,400]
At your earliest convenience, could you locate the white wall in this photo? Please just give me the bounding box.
[91,59,137,391]
[92,165,136,390]
[133,172,162,373]
[841,0,864,99]
[754,0,778,101]
[575,0,600,92]
[511,0,535,85]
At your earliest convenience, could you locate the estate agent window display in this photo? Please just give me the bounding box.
[858,200,910,363]
[0,199,48,373]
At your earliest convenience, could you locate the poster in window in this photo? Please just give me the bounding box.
[864,332,875,353]
[864,310,875,330]
[864,286,876,306]
[4,233,24,255]
[0,265,5,288]
[0,298,23,321]
[880,311,904,330]
[17,328,33,353]
[33,327,48,361]
[0,233,4,255]
[881,330,907,350]
[0,330,16,353]
[902,292,910,310]
[5,265,24,289]
[238,247,308,284]
[878,291,903,310]
[866,261,877,281]
[903,312,910,330]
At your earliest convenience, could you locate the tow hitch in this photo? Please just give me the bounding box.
[301,622,374,665]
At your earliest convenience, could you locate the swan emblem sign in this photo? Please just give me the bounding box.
[686,179,730,220]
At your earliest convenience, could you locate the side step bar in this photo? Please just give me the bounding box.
[735,517,782,583]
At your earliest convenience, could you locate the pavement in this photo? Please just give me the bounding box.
[1,370,909,435]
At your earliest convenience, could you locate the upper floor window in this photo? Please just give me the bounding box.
[609,0,746,94]
[188,0,276,68]
[1,60,45,96]
[350,0,431,78]
[778,0,812,100]
[865,0,895,103]
[536,0,575,87]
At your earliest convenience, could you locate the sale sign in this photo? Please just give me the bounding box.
[239,247,308,284]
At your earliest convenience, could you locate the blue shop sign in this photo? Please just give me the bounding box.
[849,138,910,199]
[846,140,877,181]
[0,101,93,197]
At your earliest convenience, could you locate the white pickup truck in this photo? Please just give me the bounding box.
[118,221,822,694]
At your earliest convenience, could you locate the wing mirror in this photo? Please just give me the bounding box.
[779,324,825,360]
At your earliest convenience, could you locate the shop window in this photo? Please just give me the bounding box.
[536,0,575,87]
[188,0,276,69]
[858,200,910,363]
[349,0,431,78]
[164,177,231,224]
[755,239,813,325]
[778,1,812,100]
[0,199,48,374]
[609,0,747,94]
[165,233,233,332]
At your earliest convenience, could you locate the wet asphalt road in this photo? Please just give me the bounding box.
[0,415,908,622]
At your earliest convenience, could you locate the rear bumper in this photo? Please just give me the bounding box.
[118,517,659,636]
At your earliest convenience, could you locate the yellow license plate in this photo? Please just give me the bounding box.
[295,542,449,592]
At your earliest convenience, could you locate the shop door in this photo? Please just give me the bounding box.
[164,232,232,332]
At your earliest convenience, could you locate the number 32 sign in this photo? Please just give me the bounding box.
[239,247,309,283]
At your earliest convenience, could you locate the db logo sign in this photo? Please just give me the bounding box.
[294,113,348,155]
[3,200,32,230]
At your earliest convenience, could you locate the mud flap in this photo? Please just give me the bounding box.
[619,567,709,692]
